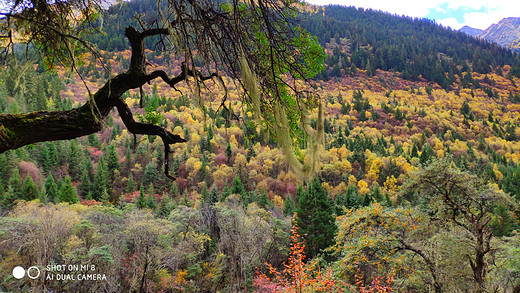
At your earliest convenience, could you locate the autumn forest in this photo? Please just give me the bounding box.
[0,0,520,292]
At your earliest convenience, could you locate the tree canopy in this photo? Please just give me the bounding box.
[0,0,324,178]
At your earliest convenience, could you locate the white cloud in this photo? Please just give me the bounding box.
[437,17,463,30]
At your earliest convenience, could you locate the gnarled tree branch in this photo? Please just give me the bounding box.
[0,25,213,179]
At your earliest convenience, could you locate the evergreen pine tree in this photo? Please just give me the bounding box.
[345,185,360,209]
[40,144,51,173]
[147,183,155,197]
[127,174,135,193]
[384,193,393,207]
[142,162,158,189]
[85,192,93,200]
[201,183,209,202]
[158,197,173,217]
[410,143,419,158]
[220,183,231,201]
[362,193,372,207]
[8,168,23,199]
[87,133,100,148]
[137,185,146,209]
[226,142,232,162]
[59,176,79,203]
[68,140,83,181]
[2,186,18,208]
[231,175,245,196]
[295,178,336,259]
[170,182,179,198]
[209,186,219,205]
[92,156,109,200]
[334,192,345,215]
[22,175,39,201]
[491,205,515,237]
[283,194,295,216]
[44,174,59,203]
[370,184,383,203]
[147,194,157,210]
[100,188,110,204]
[258,189,271,208]
[82,153,94,182]
[48,142,59,169]
[419,143,435,165]
[106,143,120,179]
[123,146,132,174]
[78,170,91,197]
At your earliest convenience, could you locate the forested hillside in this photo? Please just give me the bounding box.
[0,0,520,292]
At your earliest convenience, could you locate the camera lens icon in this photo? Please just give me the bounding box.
[12,266,41,279]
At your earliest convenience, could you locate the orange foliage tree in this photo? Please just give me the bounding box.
[254,214,346,293]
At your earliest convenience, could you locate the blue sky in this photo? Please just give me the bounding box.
[304,0,520,30]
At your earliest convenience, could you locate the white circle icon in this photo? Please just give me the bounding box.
[12,266,25,279]
[27,266,41,279]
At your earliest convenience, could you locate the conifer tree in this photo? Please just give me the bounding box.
[68,140,83,181]
[127,174,135,193]
[201,183,209,202]
[370,184,383,203]
[22,175,39,201]
[345,185,361,209]
[2,186,18,208]
[283,194,295,216]
[258,189,271,209]
[48,142,60,169]
[40,144,51,173]
[92,156,109,200]
[8,168,23,199]
[106,143,120,179]
[100,188,110,204]
[59,176,79,203]
[170,182,179,198]
[44,174,59,203]
[334,191,345,215]
[142,162,158,189]
[295,177,336,259]
[419,143,435,165]
[231,175,245,196]
[78,171,92,197]
[220,183,231,202]
[208,186,219,205]
[157,197,173,218]
[147,194,157,210]
[137,185,146,209]
[226,142,232,162]
[410,143,419,158]
[123,146,133,174]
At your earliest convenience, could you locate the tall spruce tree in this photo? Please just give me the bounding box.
[59,176,79,203]
[22,175,39,201]
[68,140,83,181]
[92,156,109,200]
[106,143,120,180]
[295,177,336,259]
[44,174,59,203]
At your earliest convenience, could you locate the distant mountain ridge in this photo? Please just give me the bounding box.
[459,26,483,38]
[460,17,520,52]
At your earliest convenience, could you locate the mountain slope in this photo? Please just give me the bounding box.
[300,5,520,86]
[460,26,483,38]
[481,17,520,52]
[460,17,520,53]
